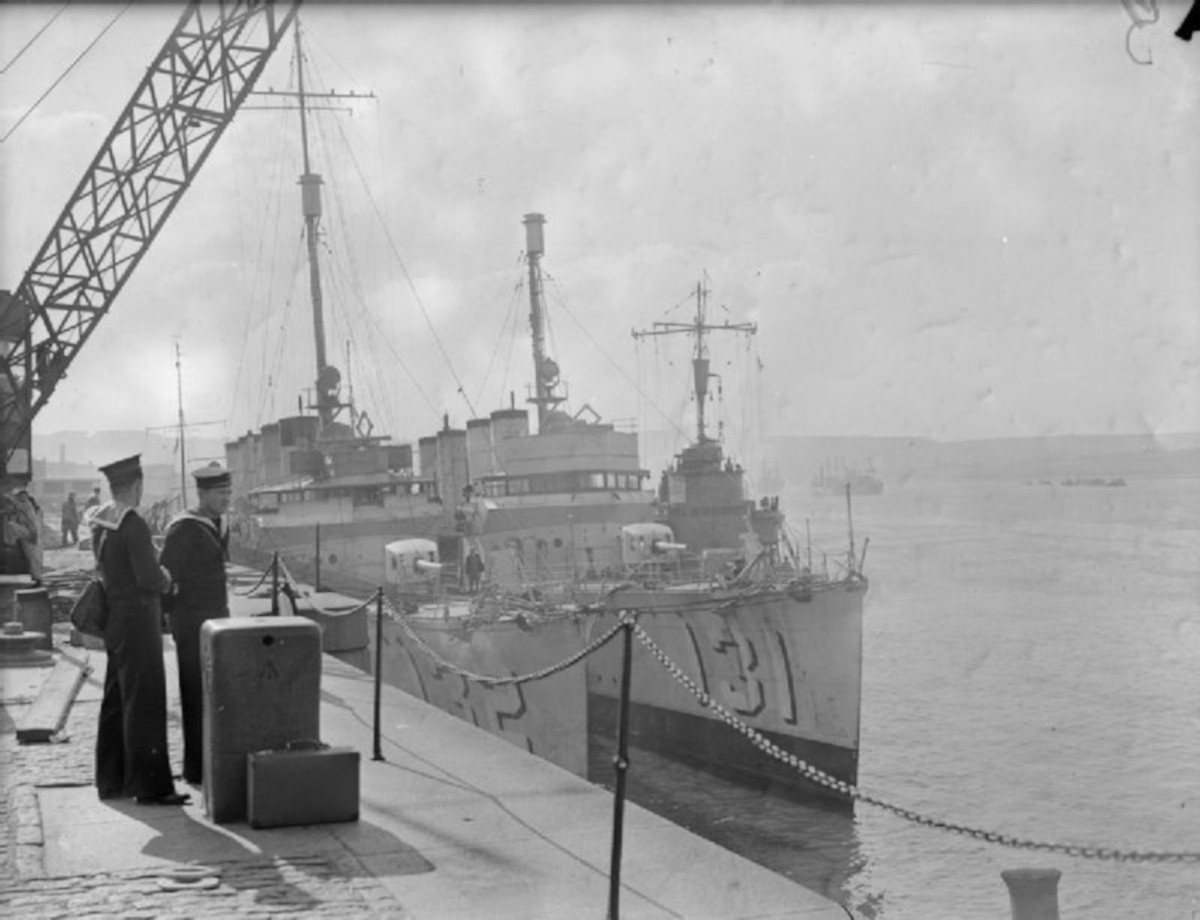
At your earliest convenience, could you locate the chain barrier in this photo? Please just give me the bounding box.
[270,556,376,617]
[240,557,1199,865]
[627,620,1200,864]
[230,563,272,597]
[379,593,627,686]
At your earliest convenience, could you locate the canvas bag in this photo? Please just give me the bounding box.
[69,530,109,639]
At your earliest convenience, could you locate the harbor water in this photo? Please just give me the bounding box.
[590,473,1200,919]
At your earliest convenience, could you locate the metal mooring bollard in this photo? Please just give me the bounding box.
[1001,868,1061,920]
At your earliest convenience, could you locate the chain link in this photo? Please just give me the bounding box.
[627,621,1200,864]
[230,563,272,597]
[380,593,626,686]
[253,552,1199,865]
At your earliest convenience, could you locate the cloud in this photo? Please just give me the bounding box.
[8,3,1198,445]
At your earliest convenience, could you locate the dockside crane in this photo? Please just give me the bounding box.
[0,0,301,500]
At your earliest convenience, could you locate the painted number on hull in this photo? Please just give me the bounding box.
[684,622,802,725]
[428,664,535,753]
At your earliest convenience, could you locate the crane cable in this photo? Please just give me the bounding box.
[0,2,69,74]
[1,3,132,144]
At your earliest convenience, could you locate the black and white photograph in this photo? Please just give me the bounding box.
[1,2,1197,918]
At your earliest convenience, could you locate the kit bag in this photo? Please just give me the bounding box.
[69,579,109,638]
[69,530,109,639]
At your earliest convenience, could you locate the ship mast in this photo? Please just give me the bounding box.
[633,277,756,444]
[294,23,334,431]
[175,340,188,509]
[246,20,374,437]
[523,213,565,428]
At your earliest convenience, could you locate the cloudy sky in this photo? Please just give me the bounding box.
[1,1,1197,459]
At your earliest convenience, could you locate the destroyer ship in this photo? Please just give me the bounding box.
[224,36,865,801]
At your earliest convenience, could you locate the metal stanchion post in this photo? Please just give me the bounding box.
[270,552,279,617]
[315,523,321,592]
[373,588,384,762]
[607,616,634,920]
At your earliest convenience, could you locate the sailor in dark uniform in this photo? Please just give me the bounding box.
[86,455,189,806]
[159,462,232,787]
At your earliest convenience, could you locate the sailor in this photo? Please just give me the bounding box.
[87,454,188,806]
[464,547,485,594]
[159,462,233,788]
[60,491,80,546]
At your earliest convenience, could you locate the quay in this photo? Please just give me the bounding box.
[0,575,849,919]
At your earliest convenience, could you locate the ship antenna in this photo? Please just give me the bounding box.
[806,517,813,572]
[845,482,856,576]
[632,276,756,445]
[175,339,188,509]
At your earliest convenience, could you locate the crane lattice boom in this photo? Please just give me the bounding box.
[0,0,300,483]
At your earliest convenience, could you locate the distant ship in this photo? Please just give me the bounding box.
[811,461,883,496]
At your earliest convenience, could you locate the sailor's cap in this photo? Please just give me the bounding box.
[192,462,232,490]
[98,454,142,487]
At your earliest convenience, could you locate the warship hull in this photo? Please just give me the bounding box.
[584,580,863,803]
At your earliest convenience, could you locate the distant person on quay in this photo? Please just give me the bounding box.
[465,547,485,593]
[60,491,80,546]
[84,486,102,510]
[85,454,189,806]
[159,462,232,788]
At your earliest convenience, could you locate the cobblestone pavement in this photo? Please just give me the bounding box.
[1,629,409,918]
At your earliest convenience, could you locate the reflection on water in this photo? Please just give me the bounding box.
[588,734,868,914]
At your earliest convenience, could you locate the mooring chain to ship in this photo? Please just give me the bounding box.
[626,620,1200,865]
[380,594,628,686]
[272,558,380,618]
[230,563,273,597]
[267,566,1199,866]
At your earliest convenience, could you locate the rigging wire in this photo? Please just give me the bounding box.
[543,273,689,442]
[304,74,408,436]
[496,273,528,410]
[227,53,299,435]
[0,2,69,74]
[301,59,440,432]
[329,112,477,421]
[323,254,441,423]
[0,2,131,144]
[472,279,525,412]
[259,231,308,425]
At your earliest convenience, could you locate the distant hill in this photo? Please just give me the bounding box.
[768,433,1200,485]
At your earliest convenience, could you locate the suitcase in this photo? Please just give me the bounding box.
[246,745,360,829]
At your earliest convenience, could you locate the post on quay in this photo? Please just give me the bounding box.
[373,587,385,762]
[314,522,322,592]
[607,614,634,920]
[270,552,280,617]
[1002,868,1061,920]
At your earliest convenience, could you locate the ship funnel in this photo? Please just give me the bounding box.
[523,212,545,256]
